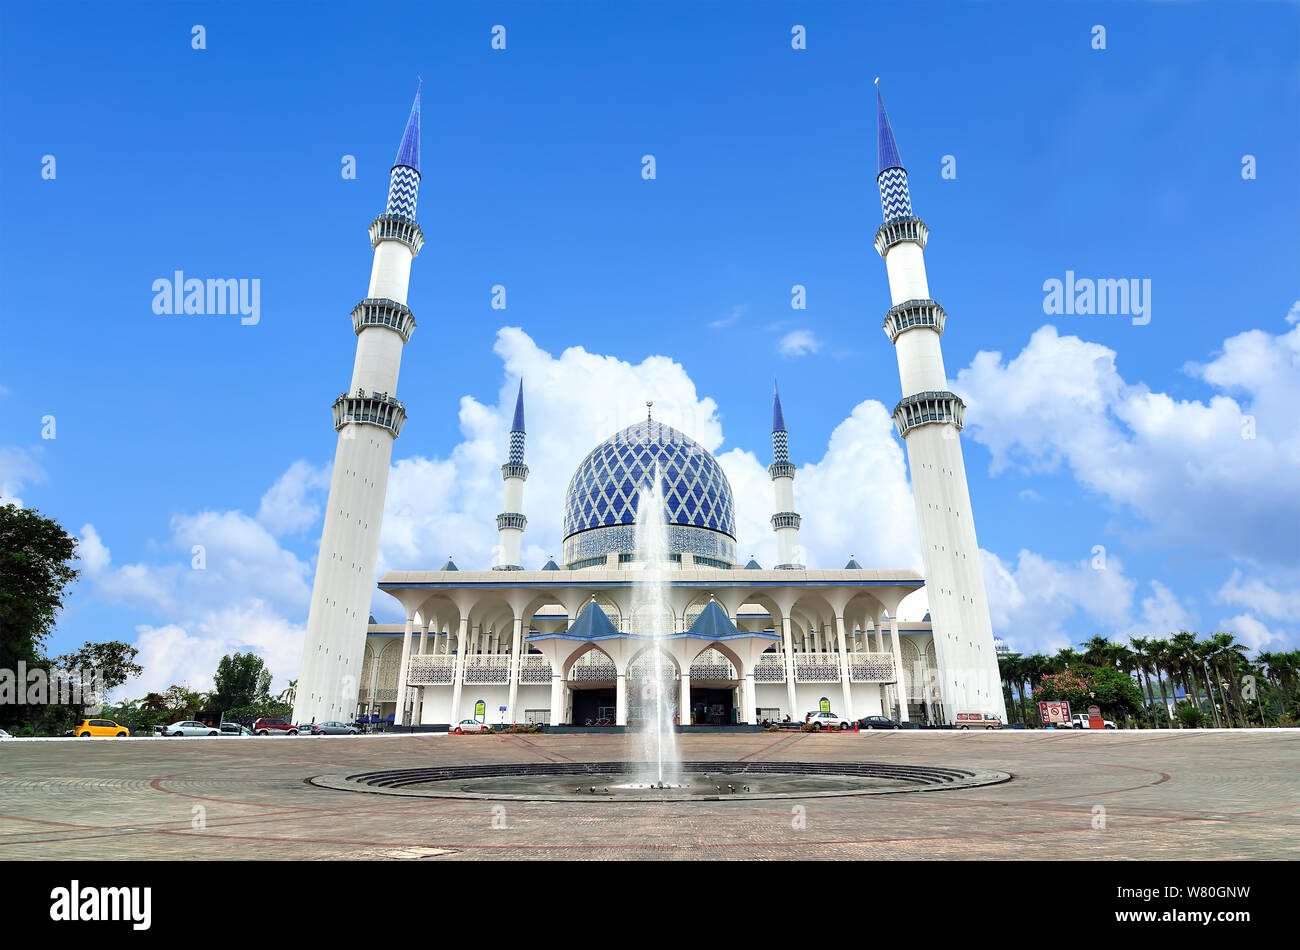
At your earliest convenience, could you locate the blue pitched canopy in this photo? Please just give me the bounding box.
[844,557,863,570]
[686,601,739,639]
[744,557,762,570]
[876,83,903,174]
[541,557,559,571]
[440,557,458,571]
[565,601,619,639]
[393,85,421,173]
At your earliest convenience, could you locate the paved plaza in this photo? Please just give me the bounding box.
[1,730,1296,860]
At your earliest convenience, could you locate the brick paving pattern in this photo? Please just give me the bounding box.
[1,730,1296,860]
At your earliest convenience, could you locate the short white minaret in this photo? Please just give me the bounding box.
[494,381,528,570]
[871,82,1005,723]
[293,88,425,725]
[769,381,804,569]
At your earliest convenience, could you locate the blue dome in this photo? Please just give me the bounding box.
[562,420,737,564]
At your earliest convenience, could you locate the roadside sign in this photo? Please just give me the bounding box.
[474,699,486,721]
[819,697,831,713]
[1087,704,1104,729]
[1039,700,1071,727]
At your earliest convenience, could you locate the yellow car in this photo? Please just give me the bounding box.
[73,718,130,738]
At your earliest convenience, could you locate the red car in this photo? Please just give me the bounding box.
[252,717,299,736]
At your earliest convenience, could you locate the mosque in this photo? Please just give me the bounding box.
[291,83,1007,729]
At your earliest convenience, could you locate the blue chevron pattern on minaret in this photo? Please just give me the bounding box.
[386,87,422,217]
[508,380,526,465]
[875,82,912,221]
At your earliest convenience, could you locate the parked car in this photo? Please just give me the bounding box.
[252,717,298,736]
[449,719,488,735]
[309,721,359,735]
[857,715,901,730]
[805,711,853,731]
[219,722,253,736]
[954,712,1003,730]
[0,728,14,738]
[164,720,219,737]
[74,718,131,738]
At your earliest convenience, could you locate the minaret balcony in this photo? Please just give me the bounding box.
[892,390,965,438]
[883,298,946,344]
[351,297,416,343]
[771,511,802,530]
[332,390,407,437]
[368,213,425,256]
[501,462,530,481]
[768,461,796,480]
[497,511,528,531]
[873,215,929,257]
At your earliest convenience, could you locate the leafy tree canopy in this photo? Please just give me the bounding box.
[211,652,272,711]
[0,504,80,670]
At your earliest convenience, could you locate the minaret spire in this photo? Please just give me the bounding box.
[768,379,803,569]
[871,81,1004,726]
[496,379,528,571]
[294,90,427,727]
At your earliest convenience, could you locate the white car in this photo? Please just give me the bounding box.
[164,720,219,737]
[0,728,12,739]
[805,711,852,731]
[449,719,488,735]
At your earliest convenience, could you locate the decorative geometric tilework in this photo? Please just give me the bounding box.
[562,420,737,540]
[386,165,421,218]
[772,429,789,465]
[877,166,912,221]
[508,430,526,465]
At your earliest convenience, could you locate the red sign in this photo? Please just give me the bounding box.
[1039,700,1071,727]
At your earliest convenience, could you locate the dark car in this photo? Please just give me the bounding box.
[857,715,901,730]
[252,717,298,736]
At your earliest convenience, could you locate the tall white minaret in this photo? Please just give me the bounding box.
[871,82,1005,723]
[293,88,425,724]
[769,381,804,569]
[494,380,528,570]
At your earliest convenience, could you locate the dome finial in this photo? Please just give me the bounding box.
[646,400,653,421]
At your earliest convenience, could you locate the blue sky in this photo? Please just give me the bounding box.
[2,1,1297,692]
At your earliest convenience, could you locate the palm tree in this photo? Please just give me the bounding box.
[1170,632,1203,711]
[278,679,297,706]
[1209,633,1250,727]
[1129,637,1158,714]
[1194,640,1223,727]
[1080,635,1112,666]
[1149,638,1174,726]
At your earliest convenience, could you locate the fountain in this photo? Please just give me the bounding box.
[627,463,681,789]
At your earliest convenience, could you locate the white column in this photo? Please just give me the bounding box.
[507,616,524,723]
[835,616,853,719]
[744,672,757,724]
[396,615,415,727]
[781,616,797,717]
[417,621,428,656]
[888,614,909,722]
[549,673,564,726]
[450,617,469,722]
[615,674,628,725]
[679,670,692,725]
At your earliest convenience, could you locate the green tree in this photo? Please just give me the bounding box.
[0,504,80,671]
[211,653,272,711]
[1032,662,1143,718]
[54,640,143,712]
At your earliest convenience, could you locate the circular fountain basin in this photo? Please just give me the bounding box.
[311,761,1009,802]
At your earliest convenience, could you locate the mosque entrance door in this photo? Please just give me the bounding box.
[689,687,734,726]
[572,688,616,725]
